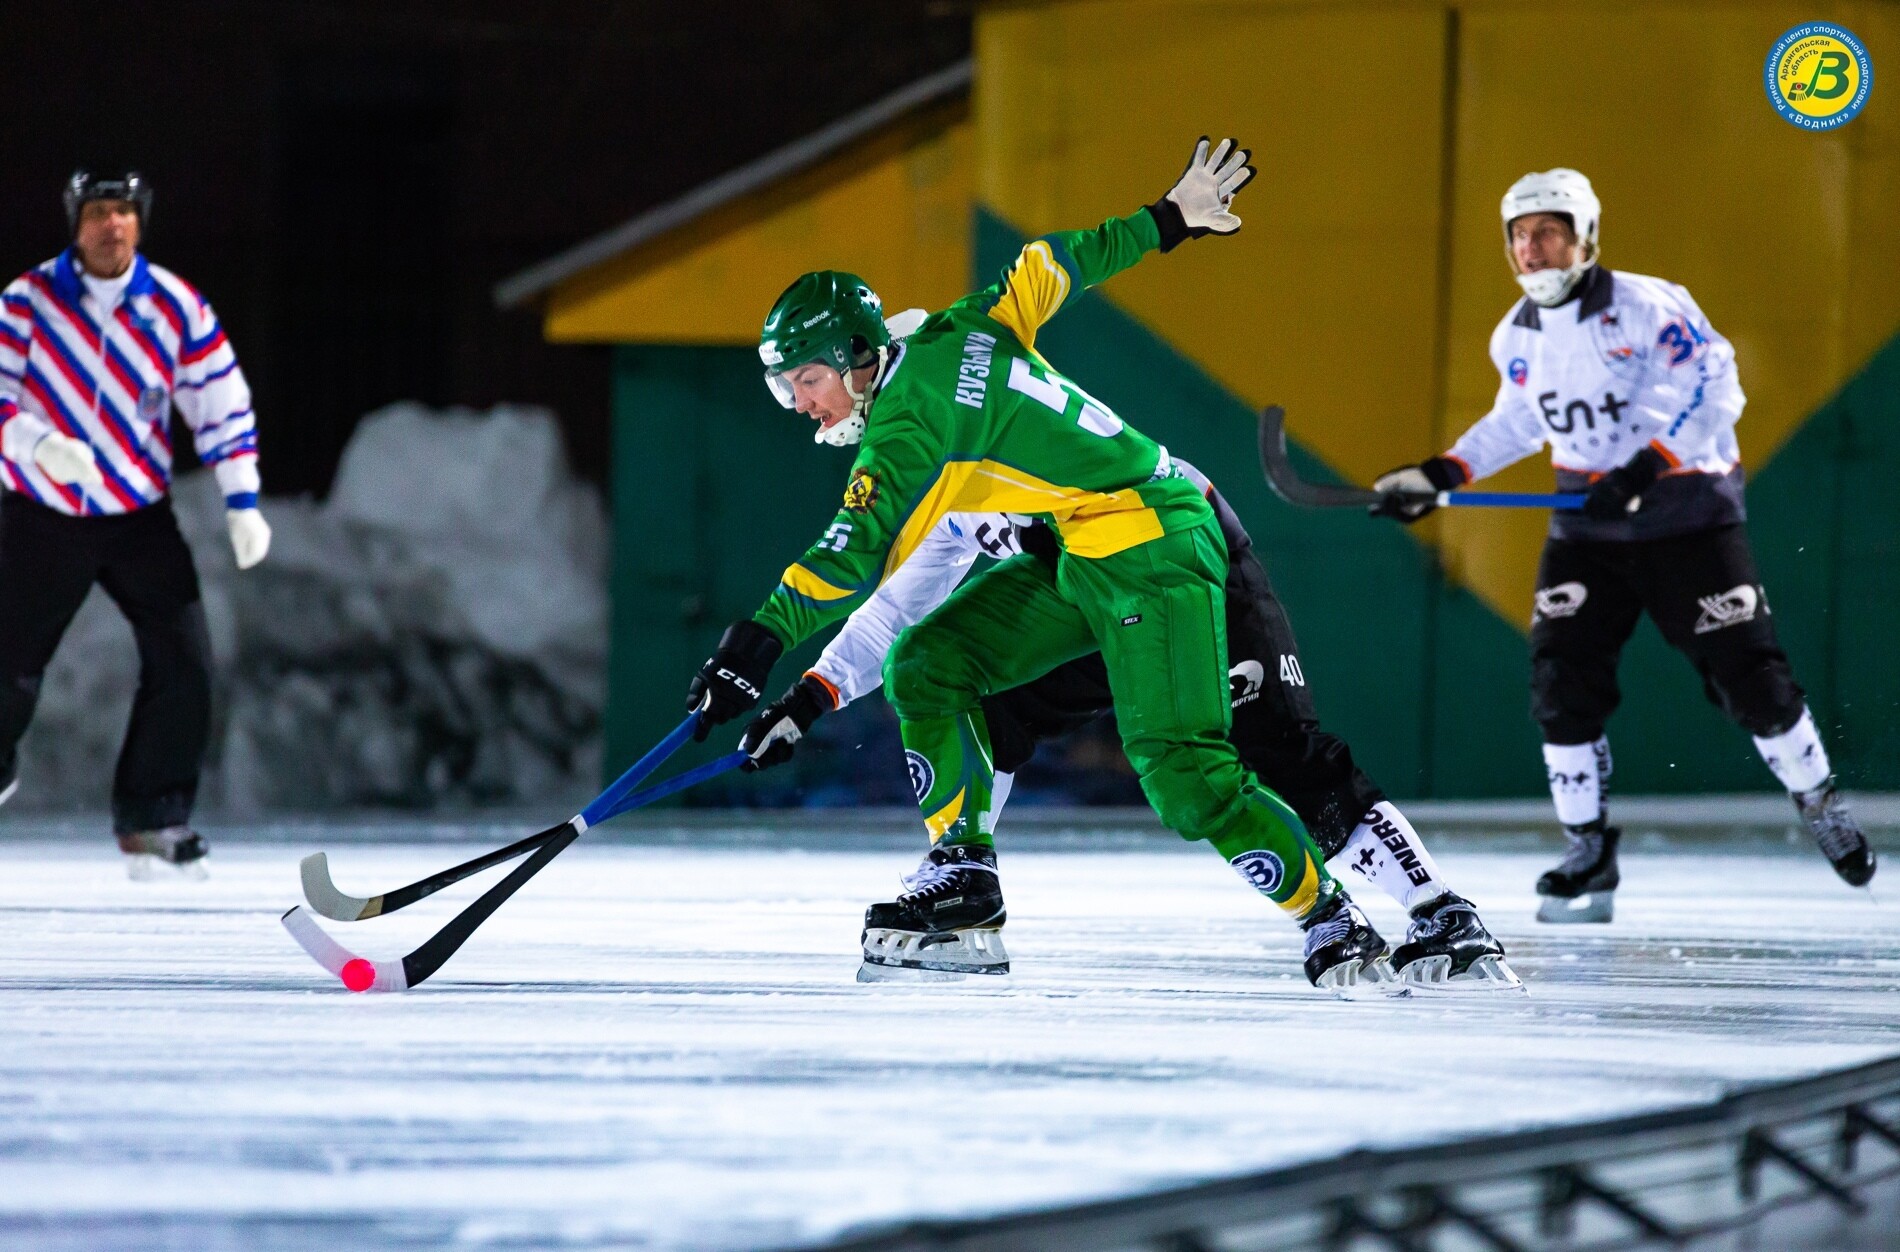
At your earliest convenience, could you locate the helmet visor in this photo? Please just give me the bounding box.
[761,360,841,411]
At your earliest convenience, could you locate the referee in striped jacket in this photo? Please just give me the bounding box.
[0,170,271,878]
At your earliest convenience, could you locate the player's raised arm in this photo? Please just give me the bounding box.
[955,137,1254,352]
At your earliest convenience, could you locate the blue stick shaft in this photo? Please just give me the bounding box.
[578,711,701,829]
[601,752,748,822]
[1442,492,1586,510]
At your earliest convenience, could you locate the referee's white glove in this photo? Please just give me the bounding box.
[227,507,271,570]
[32,432,104,487]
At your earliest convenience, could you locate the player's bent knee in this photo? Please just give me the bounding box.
[883,630,978,720]
[1709,660,1805,737]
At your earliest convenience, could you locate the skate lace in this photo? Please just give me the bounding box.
[1558,834,1605,875]
[900,860,959,897]
[1410,899,1473,941]
[1304,912,1352,954]
[1810,804,1862,862]
[899,855,993,900]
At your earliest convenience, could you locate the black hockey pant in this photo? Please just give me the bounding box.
[0,494,212,833]
[982,541,1385,859]
[1529,522,1805,745]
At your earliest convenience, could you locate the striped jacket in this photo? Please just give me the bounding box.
[0,248,259,516]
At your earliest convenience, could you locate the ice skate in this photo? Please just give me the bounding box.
[0,764,16,809]
[119,826,209,881]
[1536,823,1618,923]
[1392,893,1522,991]
[857,843,1008,982]
[1300,886,1399,997]
[1794,779,1875,888]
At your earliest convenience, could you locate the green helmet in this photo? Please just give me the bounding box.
[758,271,890,422]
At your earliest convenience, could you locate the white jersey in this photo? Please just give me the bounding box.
[806,511,1027,708]
[1446,266,1747,540]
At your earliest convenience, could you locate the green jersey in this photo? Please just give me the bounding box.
[755,207,1214,648]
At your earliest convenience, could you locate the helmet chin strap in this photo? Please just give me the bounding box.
[1515,249,1596,307]
[814,345,890,447]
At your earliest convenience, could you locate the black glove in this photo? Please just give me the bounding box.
[686,619,783,740]
[739,674,835,772]
[1368,456,1466,523]
[1583,446,1669,521]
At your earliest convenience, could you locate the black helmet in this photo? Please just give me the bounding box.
[63,169,153,236]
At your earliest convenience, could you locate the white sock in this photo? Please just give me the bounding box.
[1754,707,1831,794]
[987,771,1014,835]
[1544,739,1606,827]
[1337,801,1449,912]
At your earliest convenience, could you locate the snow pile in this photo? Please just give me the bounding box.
[13,403,606,817]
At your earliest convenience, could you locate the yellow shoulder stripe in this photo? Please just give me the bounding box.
[780,562,856,602]
[984,240,1071,351]
[881,459,1164,581]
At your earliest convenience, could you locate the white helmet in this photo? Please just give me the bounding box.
[1500,168,1600,307]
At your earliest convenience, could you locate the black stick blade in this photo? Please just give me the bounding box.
[1257,405,1383,508]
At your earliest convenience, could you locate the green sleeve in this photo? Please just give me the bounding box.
[951,208,1162,351]
[752,411,948,648]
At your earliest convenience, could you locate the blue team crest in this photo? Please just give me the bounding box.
[137,386,167,421]
[905,751,935,803]
[1230,850,1285,896]
[1508,357,1528,386]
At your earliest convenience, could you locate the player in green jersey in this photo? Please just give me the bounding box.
[686,140,1396,992]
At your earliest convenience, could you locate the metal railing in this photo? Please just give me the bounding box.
[794,1054,1900,1252]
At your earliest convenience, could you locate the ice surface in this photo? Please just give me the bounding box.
[2,823,1898,1250]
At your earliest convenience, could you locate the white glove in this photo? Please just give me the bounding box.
[1372,466,1436,496]
[1370,465,1445,524]
[227,507,271,570]
[32,432,104,487]
[1164,137,1254,238]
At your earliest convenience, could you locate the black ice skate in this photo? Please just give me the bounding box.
[0,762,16,809]
[1392,893,1522,991]
[1300,886,1398,996]
[857,843,1008,982]
[1795,779,1875,888]
[118,826,209,882]
[1536,822,1619,923]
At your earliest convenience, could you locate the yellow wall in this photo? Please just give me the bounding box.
[545,105,973,344]
[975,0,1900,624]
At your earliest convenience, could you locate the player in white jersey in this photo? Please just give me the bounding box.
[735,422,1516,988]
[0,170,273,878]
[1372,169,1870,918]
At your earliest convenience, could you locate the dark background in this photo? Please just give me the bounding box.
[0,1,969,495]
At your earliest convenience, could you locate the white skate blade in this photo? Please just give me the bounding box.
[0,777,17,808]
[855,962,968,984]
[1537,891,1612,923]
[125,853,209,882]
[1400,953,1527,994]
[1312,955,1408,1000]
[859,926,1009,979]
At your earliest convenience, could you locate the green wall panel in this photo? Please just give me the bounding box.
[608,345,842,798]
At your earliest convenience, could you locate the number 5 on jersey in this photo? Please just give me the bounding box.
[1007,357,1124,437]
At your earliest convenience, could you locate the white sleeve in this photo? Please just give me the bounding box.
[807,518,981,708]
[1629,283,1743,467]
[0,278,51,464]
[1444,325,1548,482]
